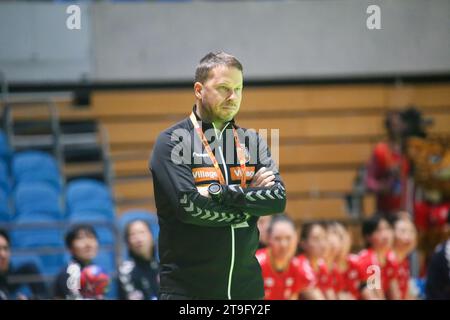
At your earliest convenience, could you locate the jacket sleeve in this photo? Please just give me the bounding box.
[150,129,249,227]
[220,132,287,217]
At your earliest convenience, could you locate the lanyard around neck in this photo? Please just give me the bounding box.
[189,112,247,188]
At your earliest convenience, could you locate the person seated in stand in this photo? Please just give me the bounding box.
[391,213,418,299]
[118,219,159,300]
[358,215,400,300]
[53,224,109,300]
[256,215,323,300]
[0,229,49,300]
[328,222,362,300]
[297,222,332,299]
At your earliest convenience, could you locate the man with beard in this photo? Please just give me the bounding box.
[150,51,286,300]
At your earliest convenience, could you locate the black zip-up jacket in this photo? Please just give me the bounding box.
[118,252,159,300]
[149,106,286,299]
[53,258,90,299]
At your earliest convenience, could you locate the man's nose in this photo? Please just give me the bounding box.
[228,89,239,101]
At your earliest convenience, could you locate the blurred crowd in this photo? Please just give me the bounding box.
[1,210,449,300]
[0,219,159,300]
[1,106,449,300]
[256,211,450,300]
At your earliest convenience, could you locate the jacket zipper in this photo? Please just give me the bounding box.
[214,123,235,300]
[218,145,234,300]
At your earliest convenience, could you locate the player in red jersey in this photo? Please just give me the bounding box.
[297,222,333,299]
[392,213,418,299]
[330,222,363,299]
[358,215,401,299]
[256,215,323,300]
[323,222,342,299]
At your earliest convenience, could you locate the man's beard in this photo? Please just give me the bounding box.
[202,100,237,122]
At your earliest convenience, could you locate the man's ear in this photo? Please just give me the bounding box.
[194,82,203,99]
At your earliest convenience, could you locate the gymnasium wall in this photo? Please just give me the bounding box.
[1,0,449,83]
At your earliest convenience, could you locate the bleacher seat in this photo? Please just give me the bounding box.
[12,151,61,191]
[0,160,9,194]
[14,182,62,218]
[0,188,10,222]
[66,179,114,218]
[9,254,46,297]
[0,131,10,162]
[11,181,65,273]
[10,180,65,275]
[68,212,115,245]
[11,212,65,276]
[38,253,66,277]
[10,254,44,272]
[12,251,64,278]
[11,213,64,248]
[117,209,159,260]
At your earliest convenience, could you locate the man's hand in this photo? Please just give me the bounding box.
[249,167,275,188]
[197,186,210,198]
[197,167,276,197]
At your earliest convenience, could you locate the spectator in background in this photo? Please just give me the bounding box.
[118,219,159,300]
[0,229,49,300]
[391,213,418,299]
[323,222,341,300]
[365,110,410,216]
[257,215,272,249]
[54,224,109,300]
[256,215,323,300]
[328,222,362,300]
[426,210,450,299]
[358,215,400,300]
[297,222,331,299]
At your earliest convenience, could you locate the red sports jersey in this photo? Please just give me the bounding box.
[366,142,410,213]
[341,254,363,299]
[330,263,343,294]
[414,201,450,230]
[256,248,316,300]
[395,255,410,299]
[297,255,332,296]
[358,249,399,298]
